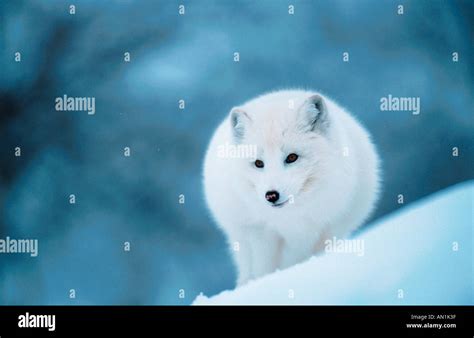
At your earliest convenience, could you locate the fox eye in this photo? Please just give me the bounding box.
[254,159,264,168]
[285,153,298,164]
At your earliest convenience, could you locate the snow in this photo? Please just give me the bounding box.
[194,181,473,305]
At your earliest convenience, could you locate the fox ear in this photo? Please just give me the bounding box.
[297,94,329,133]
[230,107,251,141]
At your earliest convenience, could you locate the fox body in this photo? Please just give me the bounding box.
[203,90,380,286]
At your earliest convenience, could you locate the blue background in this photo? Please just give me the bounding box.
[0,0,473,304]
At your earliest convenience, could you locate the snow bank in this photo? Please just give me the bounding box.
[194,181,473,305]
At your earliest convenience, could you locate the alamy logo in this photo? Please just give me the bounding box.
[0,237,38,257]
[55,94,95,115]
[380,94,420,115]
[217,142,257,159]
[18,312,56,332]
[324,237,365,257]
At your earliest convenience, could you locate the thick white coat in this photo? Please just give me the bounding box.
[203,90,380,285]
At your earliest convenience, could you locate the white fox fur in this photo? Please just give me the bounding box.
[203,90,380,286]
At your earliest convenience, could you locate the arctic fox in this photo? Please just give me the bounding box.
[203,90,380,286]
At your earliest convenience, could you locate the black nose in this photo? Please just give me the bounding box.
[265,190,280,203]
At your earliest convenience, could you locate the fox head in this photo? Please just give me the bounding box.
[229,92,334,209]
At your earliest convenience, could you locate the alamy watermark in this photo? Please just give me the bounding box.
[380,94,420,115]
[55,94,95,115]
[18,312,55,332]
[0,236,38,257]
[324,236,365,257]
[217,142,257,159]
